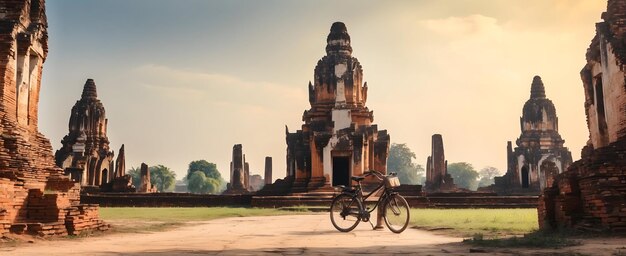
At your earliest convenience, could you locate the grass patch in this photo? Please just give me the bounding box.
[278,205,328,212]
[464,230,581,248]
[99,207,309,234]
[410,208,538,237]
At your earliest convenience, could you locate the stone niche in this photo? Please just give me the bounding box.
[539,0,626,233]
[484,76,572,195]
[0,0,108,236]
[272,22,390,194]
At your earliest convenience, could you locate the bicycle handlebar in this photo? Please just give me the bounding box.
[364,170,396,180]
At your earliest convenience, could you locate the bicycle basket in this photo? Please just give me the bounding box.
[384,176,401,188]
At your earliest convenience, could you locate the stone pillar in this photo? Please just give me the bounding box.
[426,134,447,191]
[426,156,432,183]
[244,160,250,190]
[139,163,151,192]
[308,135,327,189]
[230,144,246,190]
[425,134,456,192]
[115,144,125,177]
[431,134,445,185]
[264,157,272,185]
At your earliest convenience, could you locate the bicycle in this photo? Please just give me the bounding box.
[329,170,410,233]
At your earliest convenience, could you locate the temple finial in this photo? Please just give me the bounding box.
[81,79,98,100]
[326,22,352,56]
[530,75,546,99]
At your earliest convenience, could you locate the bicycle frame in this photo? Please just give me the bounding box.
[358,181,387,214]
[339,172,397,219]
[330,170,409,233]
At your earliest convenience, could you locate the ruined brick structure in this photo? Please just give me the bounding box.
[264,156,272,185]
[488,76,572,195]
[0,0,107,236]
[137,163,155,193]
[283,22,390,192]
[425,134,456,192]
[539,0,626,232]
[55,79,128,190]
[224,144,250,194]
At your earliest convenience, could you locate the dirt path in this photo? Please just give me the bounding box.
[2,214,463,255]
[2,214,625,255]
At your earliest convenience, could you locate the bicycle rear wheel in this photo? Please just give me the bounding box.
[383,194,410,233]
[329,193,361,232]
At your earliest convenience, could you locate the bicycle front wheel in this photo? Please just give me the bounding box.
[383,194,410,233]
[329,193,361,232]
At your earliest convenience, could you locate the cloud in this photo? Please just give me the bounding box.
[132,64,307,107]
[418,14,503,39]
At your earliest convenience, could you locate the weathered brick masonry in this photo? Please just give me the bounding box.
[0,0,107,236]
[539,0,626,232]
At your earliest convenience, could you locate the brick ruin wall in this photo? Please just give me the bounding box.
[538,0,626,233]
[0,0,107,237]
[539,141,626,232]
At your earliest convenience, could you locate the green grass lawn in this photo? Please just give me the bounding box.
[409,208,538,237]
[408,209,580,248]
[99,207,538,238]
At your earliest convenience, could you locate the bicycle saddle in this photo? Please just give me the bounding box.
[351,176,365,182]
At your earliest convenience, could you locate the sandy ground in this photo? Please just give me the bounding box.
[1,214,625,255]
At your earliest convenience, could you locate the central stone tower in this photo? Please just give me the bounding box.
[286,22,390,192]
[55,79,122,188]
[486,76,572,194]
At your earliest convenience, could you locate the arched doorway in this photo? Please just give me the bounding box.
[101,169,108,185]
[521,166,530,188]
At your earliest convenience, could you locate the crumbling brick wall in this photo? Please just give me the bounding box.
[0,0,108,237]
[539,0,626,233]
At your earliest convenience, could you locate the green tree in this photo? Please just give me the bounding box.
[477,166,501,188]
[127,165,176,192]
[447,162,479,190]
[127,167,142,188]
[186,160,225,194]
[150,165,177,192]
[387,143,425,185]
[187,160,221,180]
[187,171,222,194]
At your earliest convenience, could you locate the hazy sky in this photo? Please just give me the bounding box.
[40,0,606,181]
